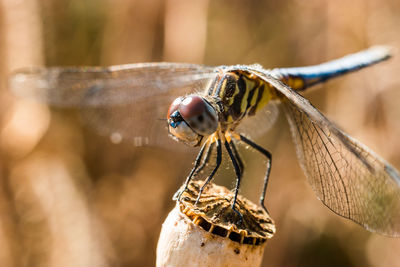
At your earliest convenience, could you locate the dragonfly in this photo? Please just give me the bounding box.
[9,46,400,237]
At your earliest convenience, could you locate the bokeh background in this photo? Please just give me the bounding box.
[1,0,400,266]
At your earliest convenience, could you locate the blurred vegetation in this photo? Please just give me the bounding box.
[1,0,400,266]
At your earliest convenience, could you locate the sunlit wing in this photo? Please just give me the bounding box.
[10,63,216,106]
[235,100,280,139]
[9,63,217,148]
[248,66,400,236]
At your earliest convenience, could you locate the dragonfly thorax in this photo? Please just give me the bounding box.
[167,94,218,146]
[208,70,273,131]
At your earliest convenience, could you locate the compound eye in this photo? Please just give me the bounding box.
[167,97,184,119]
[179,95,206,121]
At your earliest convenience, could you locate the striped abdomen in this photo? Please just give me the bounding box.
[208,70,273,130]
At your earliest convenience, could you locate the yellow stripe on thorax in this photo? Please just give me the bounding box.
[217,77,241,107]
[249,87,259,107]
[240,80,252,113]
[217,78,227,98]
[254,83,272,114]
[240,74,273,116]
[227,115,234,123]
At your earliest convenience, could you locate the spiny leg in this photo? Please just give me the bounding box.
[238,134,272,214]
[224,139,244,223]
[193,142,215,177]
[195,138,222,205]
[175,139,210,201]
[230,141,244,174]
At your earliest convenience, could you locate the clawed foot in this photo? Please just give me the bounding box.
[260,201,270,215]
[232,203,244,225]
[173,187,187,202]
[194,185,205,206]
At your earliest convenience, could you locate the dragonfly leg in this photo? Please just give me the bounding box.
[239,134,272,214]
[195,139,222,205]
[193,142,215,177]
[224,140,244,223]
[175,139,209,201]
[229,140,244,174]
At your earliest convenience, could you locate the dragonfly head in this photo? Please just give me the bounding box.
[167,95,218,146]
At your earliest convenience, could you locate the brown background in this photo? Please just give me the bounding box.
[1,0,400,266]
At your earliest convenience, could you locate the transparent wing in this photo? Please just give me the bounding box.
[10,63,216,106]
[249,67,400,236]
[235,100,280,139]
[9,63,217,148]
[80,85,206,149]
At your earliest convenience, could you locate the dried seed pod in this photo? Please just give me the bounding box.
[156,181,275,267]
